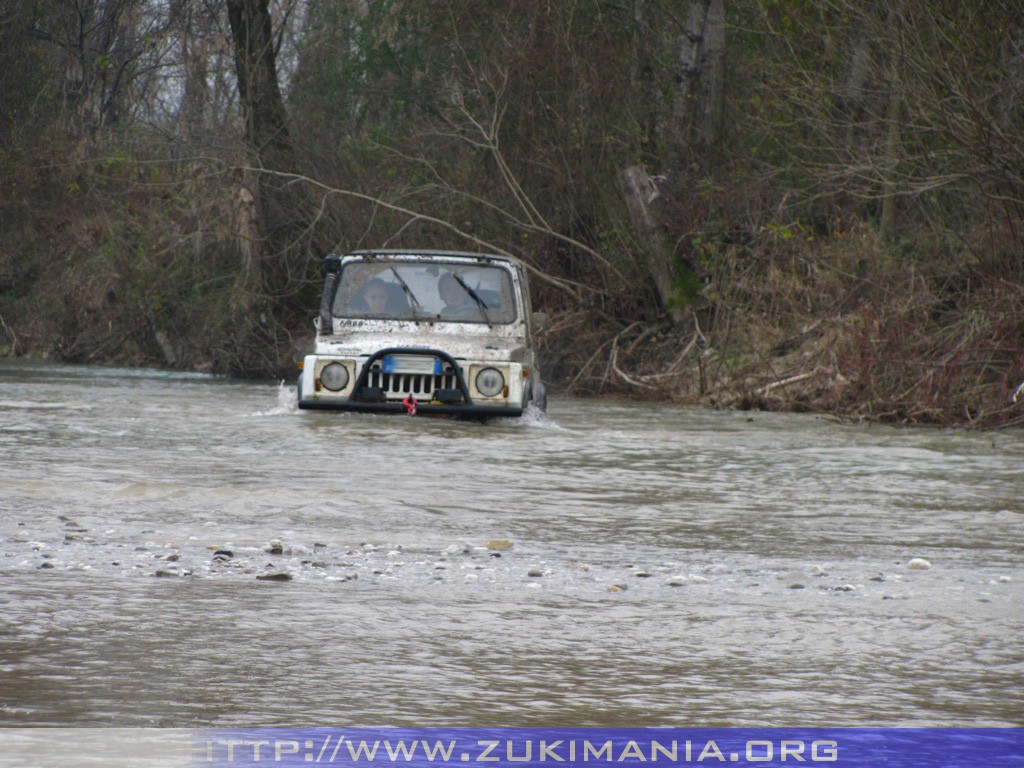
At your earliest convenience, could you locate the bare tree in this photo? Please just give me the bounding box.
[29,0,176,141]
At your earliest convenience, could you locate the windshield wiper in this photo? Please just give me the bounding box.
[453,274,493,326]
[390,267,422,319]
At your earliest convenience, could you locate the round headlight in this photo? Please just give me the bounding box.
[320,362,349,391]
[475,367,505,397]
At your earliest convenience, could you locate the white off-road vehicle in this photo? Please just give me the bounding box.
[297,250,547,418]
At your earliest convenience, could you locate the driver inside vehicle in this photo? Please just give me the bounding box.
[352,278,391,315]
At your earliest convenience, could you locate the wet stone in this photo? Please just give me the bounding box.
[527,568,544,577]
[256,572,292,582]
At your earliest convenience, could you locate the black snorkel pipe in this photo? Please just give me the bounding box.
[319,255,342,335]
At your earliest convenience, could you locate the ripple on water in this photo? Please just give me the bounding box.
[1,361,1022,727]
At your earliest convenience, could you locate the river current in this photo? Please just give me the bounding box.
[0,360,1021,728]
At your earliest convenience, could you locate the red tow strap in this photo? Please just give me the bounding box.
[402,396,418,415]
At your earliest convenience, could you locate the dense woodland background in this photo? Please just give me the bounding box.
[1,0,1022,427]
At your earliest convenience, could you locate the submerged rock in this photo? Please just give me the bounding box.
[486,539,514,551]
[256,572,292,582]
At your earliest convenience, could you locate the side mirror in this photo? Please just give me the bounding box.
[531,312,548,334]
[292,337,314,364]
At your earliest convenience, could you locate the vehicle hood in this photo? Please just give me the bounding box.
[317,327,530,363]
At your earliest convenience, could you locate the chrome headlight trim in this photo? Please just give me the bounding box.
[474,367,505,397]
[320,361,350,392]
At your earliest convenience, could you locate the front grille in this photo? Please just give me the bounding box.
[366,370,459,398]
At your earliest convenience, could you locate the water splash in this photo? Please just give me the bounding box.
[250,381,298,416]
[494,402,563,429]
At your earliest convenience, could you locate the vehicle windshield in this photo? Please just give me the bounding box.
[333,260,518,324]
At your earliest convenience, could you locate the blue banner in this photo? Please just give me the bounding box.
[193,728,1023,768]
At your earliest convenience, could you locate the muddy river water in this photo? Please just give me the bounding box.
[0,360,1021,729]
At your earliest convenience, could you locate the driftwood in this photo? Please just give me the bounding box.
[752,367,831,397]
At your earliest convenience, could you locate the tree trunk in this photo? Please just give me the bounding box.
[878,0,904,242]
[226,0,292,164]
[618,165,686,326]
[630,0,660,160]
[226,0,306,301]
[668,0,726,170]
[698,0,725,150]
[176,0,209,138]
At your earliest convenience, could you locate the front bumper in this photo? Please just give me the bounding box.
[297,399,523,417]
[297,346,528,418]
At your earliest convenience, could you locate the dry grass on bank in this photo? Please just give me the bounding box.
[547,228,1024,429]
[2,151,1022,428]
